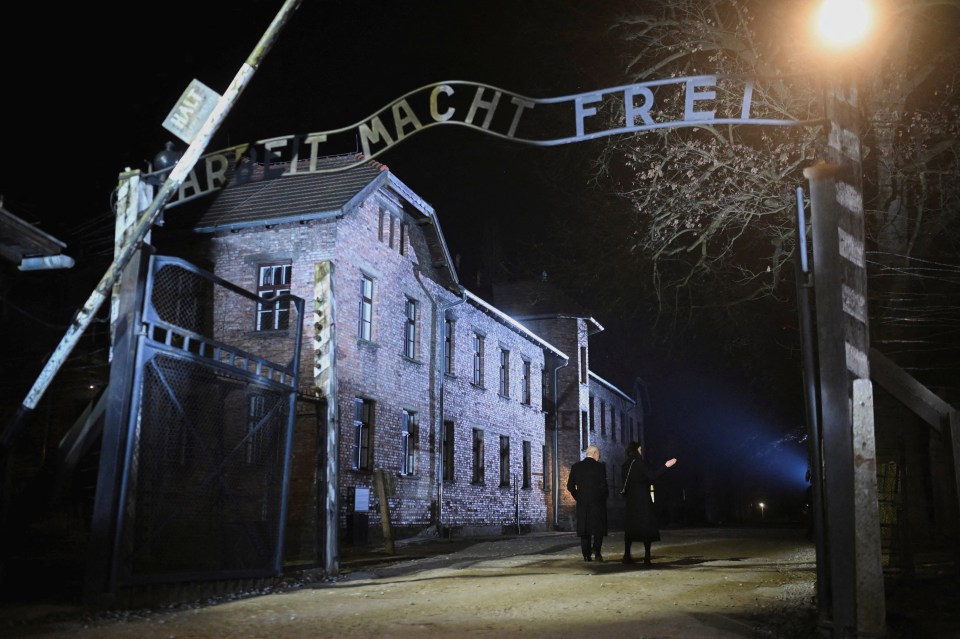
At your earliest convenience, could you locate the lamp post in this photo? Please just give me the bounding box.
[803,1,886,636]
[758,502,765,520]
[815,0,873,48]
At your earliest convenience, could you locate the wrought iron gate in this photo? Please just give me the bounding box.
[112,255,303,587]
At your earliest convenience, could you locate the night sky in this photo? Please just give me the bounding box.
[1,1,810,517]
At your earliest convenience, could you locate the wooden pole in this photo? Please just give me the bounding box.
[374,469,395,555]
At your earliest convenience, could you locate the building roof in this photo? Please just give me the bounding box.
[492,277,589,318]
[0,203,74,270]
[588,370,636,404]
[194,154,387,232]
[491,278,604,335]
[193,153,460,290]
[464,289,568,361]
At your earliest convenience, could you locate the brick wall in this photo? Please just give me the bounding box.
[196,168,646,549]
[439,294,548,534]
[517,317,589,530]
[202,182,551,546]
[205,218,336,561]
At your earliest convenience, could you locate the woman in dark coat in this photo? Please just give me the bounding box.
[621,441,677,565]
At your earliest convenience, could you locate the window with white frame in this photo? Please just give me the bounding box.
[403,297,418,359]
[498,348,510,397]
[472,333,485,386]
[256,262,291,331]
[401,409,418,475]
[352,397,374,470]
[358,274,373,340]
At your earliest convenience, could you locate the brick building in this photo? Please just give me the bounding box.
[190,153,643,562]
[491,280,644,531]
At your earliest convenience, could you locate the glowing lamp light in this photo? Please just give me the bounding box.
[816,0,872,48]
[759,502,766,519]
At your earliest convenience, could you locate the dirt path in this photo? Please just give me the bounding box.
[4,528,821,638]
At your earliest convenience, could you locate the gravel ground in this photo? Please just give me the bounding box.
[1,527,956,638]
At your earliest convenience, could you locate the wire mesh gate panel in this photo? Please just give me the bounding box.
[114,255,304,586]
[876,460,902,569]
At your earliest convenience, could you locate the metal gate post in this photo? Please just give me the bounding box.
[84,245,149,602]
[805,163,857,635]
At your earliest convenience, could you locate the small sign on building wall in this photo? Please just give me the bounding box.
[354,487,370,512]
[162,79,220,144]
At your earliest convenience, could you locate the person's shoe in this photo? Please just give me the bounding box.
[583,556,592,562]
[594,553,603,562]
[622,555,635,564]
[643,557,652,566]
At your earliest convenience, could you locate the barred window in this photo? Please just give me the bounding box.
[443,319,454,374]
[522,441,532,489]
[542,444,549,492]
[498,348,510,397]
[581,410,588,450]
[443,421,455,481]
[499,435,511,487]
[520,359,531,404]
[472,428,485,484]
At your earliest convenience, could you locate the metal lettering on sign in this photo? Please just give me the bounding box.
[162,79,221,144]
[147,75,820,208]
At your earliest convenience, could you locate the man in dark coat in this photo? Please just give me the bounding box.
[621,441,677,565]
[566,444,609,561]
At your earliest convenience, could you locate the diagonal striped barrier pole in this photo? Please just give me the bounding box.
[0,0,302,451]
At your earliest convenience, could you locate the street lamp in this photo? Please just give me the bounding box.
[815,0,873,49]
[803,1,886,637]
[758,502,765,519]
